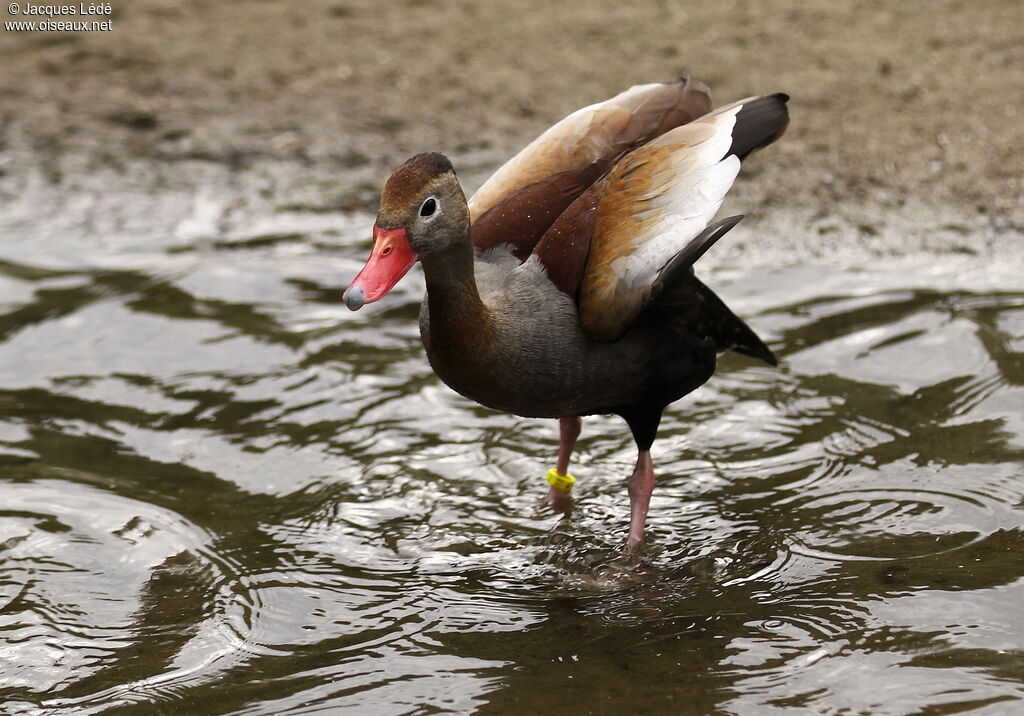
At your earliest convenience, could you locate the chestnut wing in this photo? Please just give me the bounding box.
[577,94,789,341]
[470,78,711,259]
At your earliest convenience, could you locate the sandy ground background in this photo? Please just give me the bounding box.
[1,0,1021,265]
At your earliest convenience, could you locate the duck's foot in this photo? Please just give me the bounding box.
[535,417,581,515]
[544,484,574,514]
[562,554,651,590]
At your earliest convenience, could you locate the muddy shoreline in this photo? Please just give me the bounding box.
[1,0,1021,265]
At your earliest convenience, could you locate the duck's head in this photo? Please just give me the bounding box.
[344,152,468,310]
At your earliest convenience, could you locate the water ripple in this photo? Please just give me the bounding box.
[2,252,1024,713]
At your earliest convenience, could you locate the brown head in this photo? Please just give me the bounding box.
[344,152,469,310]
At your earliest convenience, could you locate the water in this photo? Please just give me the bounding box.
[1,225,1023,715]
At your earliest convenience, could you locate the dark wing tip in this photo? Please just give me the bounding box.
[728,94,790,160]
[656,215,745,287]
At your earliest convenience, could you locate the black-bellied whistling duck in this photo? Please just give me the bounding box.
[344,78,788,552]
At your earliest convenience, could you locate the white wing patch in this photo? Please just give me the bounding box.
[614,106,742,289]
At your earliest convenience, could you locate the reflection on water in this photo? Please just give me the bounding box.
[1,233,1023,714]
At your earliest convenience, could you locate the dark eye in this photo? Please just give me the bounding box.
[419,197,437,218]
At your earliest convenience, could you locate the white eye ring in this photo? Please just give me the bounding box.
[419,196,439,220]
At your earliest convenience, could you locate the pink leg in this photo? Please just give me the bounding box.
[547,417,581,510]
[556,417,580,474]
[626,450,655,551]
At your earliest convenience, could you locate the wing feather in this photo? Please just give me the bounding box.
[579,94,789,342]
[469,78,712,256]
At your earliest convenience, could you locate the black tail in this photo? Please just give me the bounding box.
[652,217,777,367]
[695,279,777,366]
[720,304,777,365]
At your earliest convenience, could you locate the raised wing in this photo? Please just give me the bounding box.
[577,93,789,342]
[470,78,711,259]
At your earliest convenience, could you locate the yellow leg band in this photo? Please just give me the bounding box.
[546,468,575,492]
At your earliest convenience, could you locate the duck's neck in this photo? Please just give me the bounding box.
[421,239,491,346]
